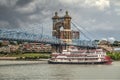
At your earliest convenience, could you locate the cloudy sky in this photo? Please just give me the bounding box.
[0,0,120,40]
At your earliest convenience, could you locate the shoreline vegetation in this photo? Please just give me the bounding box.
[0,52,120,61]
[107,52,120,61]
[0,52,51,60]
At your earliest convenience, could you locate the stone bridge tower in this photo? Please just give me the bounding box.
[52,11,72,52]
[52,11,72,43]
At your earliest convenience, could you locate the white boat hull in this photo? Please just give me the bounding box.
[48,60,112,64]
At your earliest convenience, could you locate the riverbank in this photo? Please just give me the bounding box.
[0,57,49,61]
[0,57,17,60]
[0,53,50,60]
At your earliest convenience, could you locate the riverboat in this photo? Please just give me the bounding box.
[48,48,112,64]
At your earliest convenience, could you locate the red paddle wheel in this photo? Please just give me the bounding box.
[105,56,112,64]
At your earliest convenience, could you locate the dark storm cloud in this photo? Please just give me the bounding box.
[16,0,33,6]
[0,5,19,28]
[0,0,33,28]
[0,0,72,29]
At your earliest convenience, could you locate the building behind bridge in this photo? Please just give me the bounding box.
[0,40,51,53]
[20,43,51,53]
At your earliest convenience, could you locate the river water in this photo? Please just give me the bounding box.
[0,60,120,80]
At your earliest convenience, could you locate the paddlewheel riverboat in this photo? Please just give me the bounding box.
[48,48,112,64]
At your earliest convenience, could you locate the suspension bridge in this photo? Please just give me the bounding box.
[0,11,98,51]
[0,29,97,47]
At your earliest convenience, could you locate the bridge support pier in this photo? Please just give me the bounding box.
[51,44,70,53]
[51,44,63,53]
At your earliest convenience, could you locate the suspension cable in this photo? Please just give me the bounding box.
[72,21,97,39]
[71,22,91,40]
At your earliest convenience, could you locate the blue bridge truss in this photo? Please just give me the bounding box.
[0,29,97,48]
